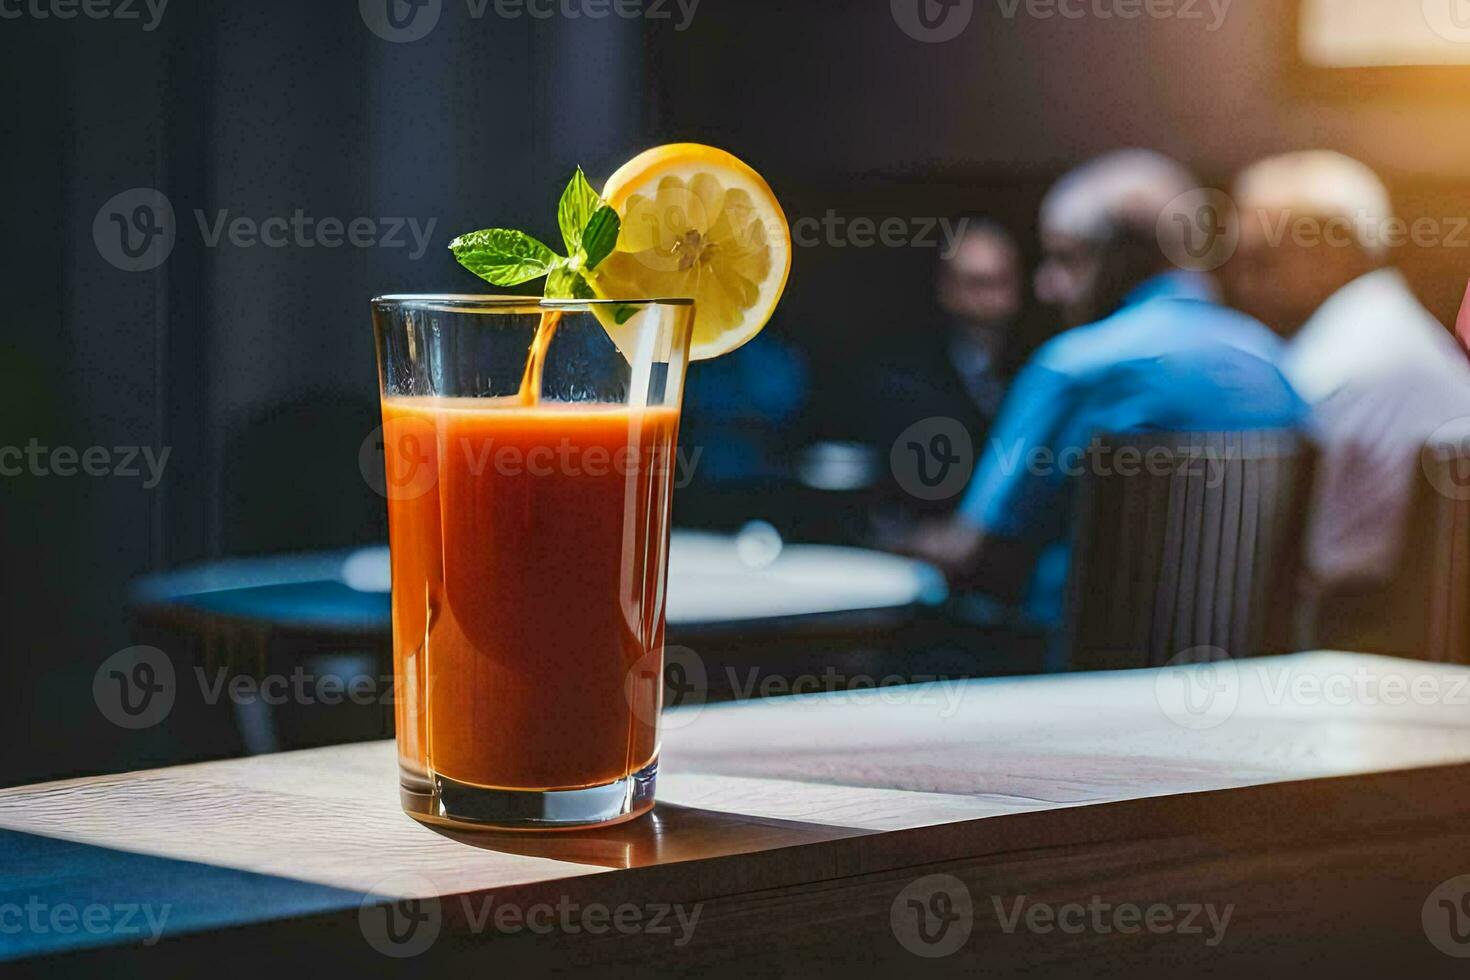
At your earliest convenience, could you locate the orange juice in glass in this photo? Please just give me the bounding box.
[377,144,790,830]
[373,297,692,830]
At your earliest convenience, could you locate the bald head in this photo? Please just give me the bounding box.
[1229,151,1390,336]
[1236,151,1392,261]
[1041,149,1199,244]
[1036,150,1200,328]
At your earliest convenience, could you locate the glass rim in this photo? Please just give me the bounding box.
[372,294,694,313]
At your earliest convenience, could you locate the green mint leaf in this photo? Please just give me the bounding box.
[545,267,595,300]
[449,229,563,286]
[581,206,621,272]
[557,167,604,256]
[613,304,639,325]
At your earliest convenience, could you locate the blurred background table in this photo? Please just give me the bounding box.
[128,531,954,754]
[130,530,947,645]
[7,652,1470,976]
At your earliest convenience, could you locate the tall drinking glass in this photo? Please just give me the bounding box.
[371,296,694,830]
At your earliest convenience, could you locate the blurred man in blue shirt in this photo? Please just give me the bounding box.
[902,150,1307,625]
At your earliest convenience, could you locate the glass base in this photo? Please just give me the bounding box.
[401,758,658,832]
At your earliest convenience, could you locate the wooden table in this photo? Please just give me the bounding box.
[8,652,1470,976]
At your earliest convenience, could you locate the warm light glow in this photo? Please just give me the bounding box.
[1301,0,1470,66]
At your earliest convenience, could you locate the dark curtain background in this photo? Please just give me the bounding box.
[1,0,653,783]
[5,0,1470,784]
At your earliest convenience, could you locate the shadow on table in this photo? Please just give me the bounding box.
[421,803,868,870]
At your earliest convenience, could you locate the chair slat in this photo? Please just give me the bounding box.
[1067,430,1310,671]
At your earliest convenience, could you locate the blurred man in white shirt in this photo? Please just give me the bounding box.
[1229,151,1470,592]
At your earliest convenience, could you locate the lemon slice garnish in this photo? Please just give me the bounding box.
[588,144,791,361]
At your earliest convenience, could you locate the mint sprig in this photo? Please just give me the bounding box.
[557,167,603,256]
[581,206,620,271]
[448,229,560,286]
[450,167,623,300]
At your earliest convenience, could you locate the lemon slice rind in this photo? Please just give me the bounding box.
[588,144,791,362]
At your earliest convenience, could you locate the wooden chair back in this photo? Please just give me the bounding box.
[1066,430,1313,670]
